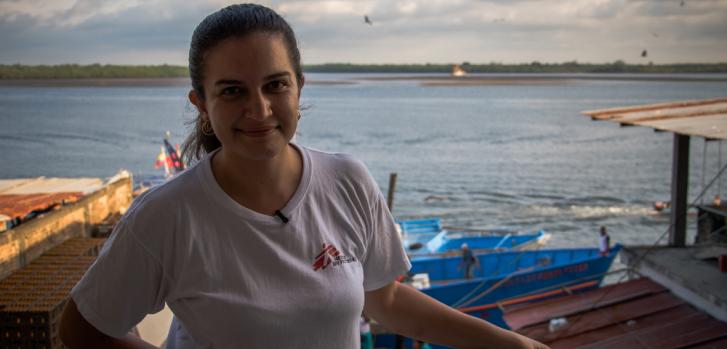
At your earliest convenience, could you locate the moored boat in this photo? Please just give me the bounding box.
[410,244,621,328]
[398,217,551,257]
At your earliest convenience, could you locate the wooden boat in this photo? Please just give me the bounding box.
[409,244,621,328]
[374,245,620,348]
[398,218,551,257]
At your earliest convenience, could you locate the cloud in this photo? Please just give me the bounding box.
[0,0,725,64]
[0,0,145,26]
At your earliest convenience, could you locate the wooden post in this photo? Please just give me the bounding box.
[387,173,398,210]
[670,133,690,247]
[387,172,403,347]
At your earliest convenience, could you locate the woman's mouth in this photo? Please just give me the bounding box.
[236,125,278,137]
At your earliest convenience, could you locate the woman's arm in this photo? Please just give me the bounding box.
[364,281,549,349]
[59,298,158,349]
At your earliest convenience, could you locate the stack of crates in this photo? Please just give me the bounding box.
[0,238,105,349]
[92,213,123,238]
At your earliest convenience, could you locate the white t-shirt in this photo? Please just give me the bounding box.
[71,144,411,348]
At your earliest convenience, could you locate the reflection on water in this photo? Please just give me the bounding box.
[1,74,725,248]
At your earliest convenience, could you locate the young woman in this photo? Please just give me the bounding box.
[59,4,549,349]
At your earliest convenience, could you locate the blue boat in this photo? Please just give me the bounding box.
[398,218,551,257]
[374,245,621,349]
[409,244,621,328]
[414,229,551,257]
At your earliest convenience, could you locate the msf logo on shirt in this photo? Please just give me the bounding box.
[313,243,356,271]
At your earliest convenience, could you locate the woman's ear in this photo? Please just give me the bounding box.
[189,90,207,116]
[297,74,305,96]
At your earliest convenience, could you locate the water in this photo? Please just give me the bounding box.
[2,73,727,249]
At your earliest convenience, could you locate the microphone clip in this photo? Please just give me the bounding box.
[274,210,289,224]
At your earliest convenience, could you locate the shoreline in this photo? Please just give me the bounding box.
[1,73,726,87]
[0,77,357,87]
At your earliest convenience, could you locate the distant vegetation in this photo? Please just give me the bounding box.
[0,64,188,79]
[1,62,726,79]
[305,61,727,74]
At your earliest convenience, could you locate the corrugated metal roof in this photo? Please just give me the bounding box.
[0,193,83,220]
[582,97,727,140]
[0,177,103,195]
[503,277,727,348]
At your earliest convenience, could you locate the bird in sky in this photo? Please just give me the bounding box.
[364,15,373,25]
[681,0,685,6]
[641,50,648,58]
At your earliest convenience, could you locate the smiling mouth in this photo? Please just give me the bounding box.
[236,126,279,137]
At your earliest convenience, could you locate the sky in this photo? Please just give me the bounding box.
[1,0,726,65]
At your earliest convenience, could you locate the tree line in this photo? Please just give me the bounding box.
[0,64,188,79]
[304,61,727,74]
[1,61,726,79]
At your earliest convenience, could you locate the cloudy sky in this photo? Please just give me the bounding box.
[1,0,726,65]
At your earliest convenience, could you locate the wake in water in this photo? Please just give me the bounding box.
[524,204,658,220]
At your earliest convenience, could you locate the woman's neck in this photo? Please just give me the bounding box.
[211,144,303,215]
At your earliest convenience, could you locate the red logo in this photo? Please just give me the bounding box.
[313,243,341,271]
[313,243,356,271]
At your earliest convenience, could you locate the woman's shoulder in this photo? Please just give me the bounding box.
[301,145,370,178]
[300,145,380,197]
[125,164,204,225]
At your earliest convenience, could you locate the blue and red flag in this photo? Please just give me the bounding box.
[163,138,185,173]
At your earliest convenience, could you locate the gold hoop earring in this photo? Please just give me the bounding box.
[201,118,214,136]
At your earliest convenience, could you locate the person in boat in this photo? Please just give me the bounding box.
[653,200,670,211]
[58,4,549,349]
[599,226,611,257]
[459,242,480,279]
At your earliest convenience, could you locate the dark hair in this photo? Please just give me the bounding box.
[182,3,302,163]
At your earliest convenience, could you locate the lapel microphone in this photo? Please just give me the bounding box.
[274,210,289,224]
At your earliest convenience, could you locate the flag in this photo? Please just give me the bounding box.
[154,145,171,177]
[164,138,185,173]
[154,146,167,169]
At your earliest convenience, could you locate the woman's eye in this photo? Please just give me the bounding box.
[267,80,288,91]
[221,86,241,96]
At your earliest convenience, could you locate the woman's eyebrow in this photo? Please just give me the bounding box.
[214,72,290,86]
[265,72,291,80]
[214,79,243,86]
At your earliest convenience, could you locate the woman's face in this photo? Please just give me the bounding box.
[191,32,303,162]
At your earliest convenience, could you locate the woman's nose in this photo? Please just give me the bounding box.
[245,90,272,120]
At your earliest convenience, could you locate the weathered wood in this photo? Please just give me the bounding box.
[387,172,397,211]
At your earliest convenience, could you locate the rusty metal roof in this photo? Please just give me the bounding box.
[0,176,105,230]
[582,97,727,140]
[0,193,83,220]
[0,177,103,195]
[503,277,727,348]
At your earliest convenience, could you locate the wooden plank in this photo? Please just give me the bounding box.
[637,113,727,138]
[505,278,666,330]
[519,292,683,342]
[686,335,727,349]
[570,312,716,349]
[609,104,727,124]
[630,315,727,349]
[583,97,727,118]
[547,304,698,348]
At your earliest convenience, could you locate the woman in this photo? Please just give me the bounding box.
[59,4,549,349]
